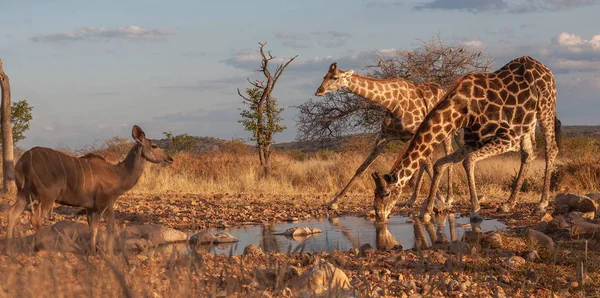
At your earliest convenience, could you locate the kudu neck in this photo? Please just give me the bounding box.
[116,144,146,191]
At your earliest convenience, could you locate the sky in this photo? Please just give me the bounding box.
[1,0,599,150]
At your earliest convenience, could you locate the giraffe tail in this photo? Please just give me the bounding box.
[554,116,562,153]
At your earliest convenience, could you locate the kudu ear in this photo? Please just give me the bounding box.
[383,172,398,184]
[372,171,386,189]
[132,125,146,144]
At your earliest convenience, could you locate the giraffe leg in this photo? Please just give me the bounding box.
[328,133,391,210]
[421,146,473,222]
[405,164,425,207]
[498,132,536,213]
[536,114,560,213]
[442,136,455,206]
[462,134,520,222]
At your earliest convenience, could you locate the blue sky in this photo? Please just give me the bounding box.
[1,0,599,149]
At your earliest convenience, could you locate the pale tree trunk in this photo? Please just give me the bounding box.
[0,59,16,195]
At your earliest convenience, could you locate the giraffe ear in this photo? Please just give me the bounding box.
[342,69,354,78]
[330,62,337,71]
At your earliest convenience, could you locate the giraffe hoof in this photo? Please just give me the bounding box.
[496,204,511,213]
[328,202,339,210]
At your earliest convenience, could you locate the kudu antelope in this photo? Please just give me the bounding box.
[6,125,173,252]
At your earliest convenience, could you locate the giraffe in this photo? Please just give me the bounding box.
[371,56,560,223]
[315,62,457,211]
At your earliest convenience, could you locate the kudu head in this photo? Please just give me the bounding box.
[314,62,355,96]
[372,171,401,223]
[132,125,173,164]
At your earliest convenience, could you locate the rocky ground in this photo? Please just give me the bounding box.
[0,192,599,297]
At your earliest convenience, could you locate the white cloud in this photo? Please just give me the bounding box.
[463,40,484,48]
[31,25,172,43]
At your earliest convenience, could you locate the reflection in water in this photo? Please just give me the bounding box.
[190,214,505,255]
[375,223,399,251]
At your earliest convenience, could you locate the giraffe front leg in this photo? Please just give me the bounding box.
[405,163,426,208]
[329,133,390,210]
[420,146,470,222]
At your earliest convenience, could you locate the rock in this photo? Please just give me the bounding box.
[293,258,352,296]
[359,243,375,257]
[481,232,503,249]
[121,224,188,245]
[583,211,596,220]
[585,193,600,201]
[571,221,600,239]
[463,230,483,244]
[540,213,553,222]
[554,204,570,215]
[503,256,526,271]
[190,231,238,245]
[243,244,264,256]
[536,221,549,232]
[547,215,569,232]
[528,229,554,251]
[555,193,598,213]
[449,241,471,255]
[24,221,100,252]
[276,227,322,237]
[526,250,540,262]
[566,211,585,223]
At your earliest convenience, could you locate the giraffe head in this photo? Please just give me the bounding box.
[371,171,401,223]
[315,62,355,96]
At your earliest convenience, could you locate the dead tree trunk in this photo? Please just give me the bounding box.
[0,59,16,194]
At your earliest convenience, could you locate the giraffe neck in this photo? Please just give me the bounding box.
[346,74,409,113]
[389,101,467,187]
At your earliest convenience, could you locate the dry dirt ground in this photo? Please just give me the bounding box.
[0,192,598,297]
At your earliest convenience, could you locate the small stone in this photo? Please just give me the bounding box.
[540,213,553,222]
[359,243,376,257]
[536,221,549,232]
[504,256,526,271]
[449,241,471,255]
[495,286,507,298]
[583,211,595,220]
[528,229,554,251]
[460,280,471,292]
[482,232,503,249]
[570,281,579,288]
[547,215,569,232]
[243,244,264,256]
[284,217,299,222]
[526,250,540,262]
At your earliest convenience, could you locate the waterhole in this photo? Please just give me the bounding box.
[191,214,505,256]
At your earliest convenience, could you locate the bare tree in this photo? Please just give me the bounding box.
[296,35,494,142]
[237,42,297,176]
[0,59,16,194]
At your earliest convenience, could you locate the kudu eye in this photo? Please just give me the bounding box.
[151,144,158,149]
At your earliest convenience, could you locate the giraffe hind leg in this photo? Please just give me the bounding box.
[498,132,536,213]
[462,133,520,223]
[536,113,559,213]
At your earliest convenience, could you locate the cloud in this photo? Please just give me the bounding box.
[365,1,403,8]
[159,76,249,92]
[414,0,599,13]
[31,25,172,43]
[414,0,508,12]
[510,0,600,13]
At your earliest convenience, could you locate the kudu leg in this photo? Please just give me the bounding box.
[31,199,54,232]
[87,211,100,254]
[7,193,27,239]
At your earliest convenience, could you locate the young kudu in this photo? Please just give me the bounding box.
[6,125,173,252]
